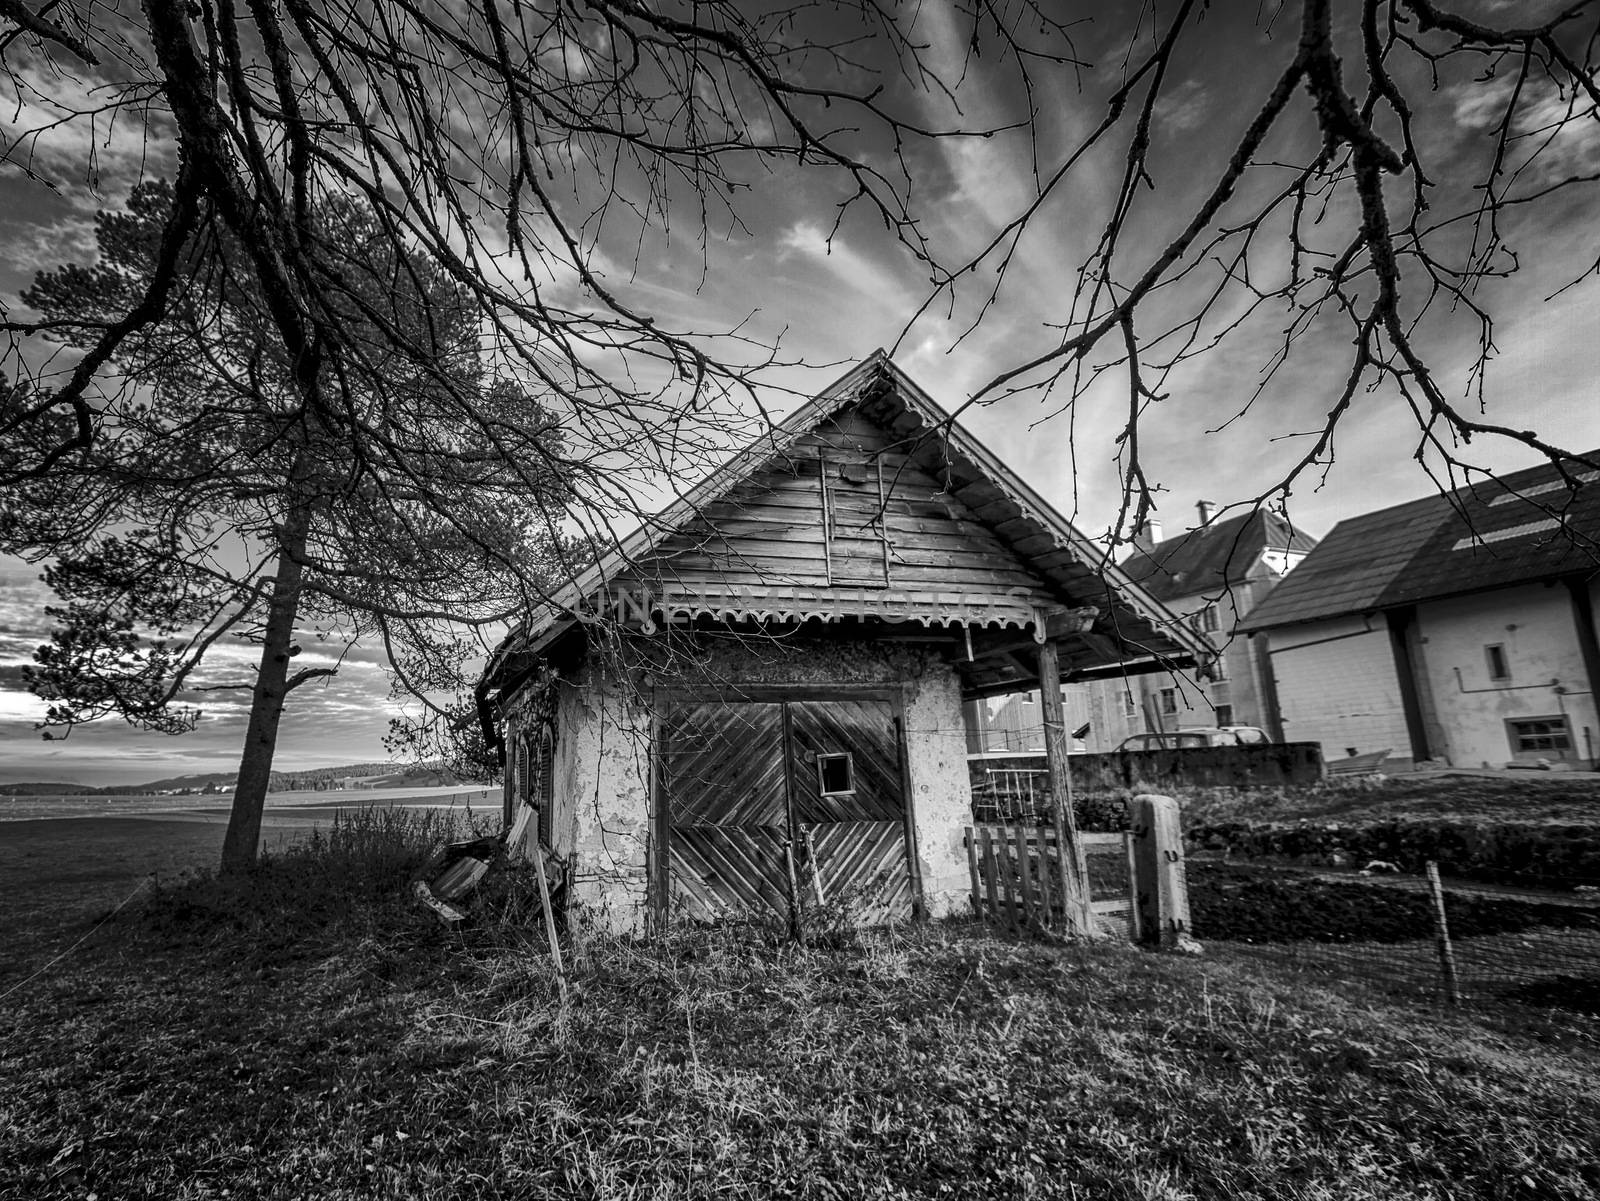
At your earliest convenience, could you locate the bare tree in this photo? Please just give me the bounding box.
[12,184,569,870]
[895,0,1600,539]
[6,3,1597,525]
[1,0,992,869]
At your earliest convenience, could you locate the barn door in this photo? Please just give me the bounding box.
[785,699,914,923]
[658,696,913,924]
[659,702,793,919]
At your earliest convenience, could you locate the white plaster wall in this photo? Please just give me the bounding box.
[1267,616,1410,759]
[538,636,975,931]
[557,663,655,934]
[1415,585,1600,767]
[899,660,974,919]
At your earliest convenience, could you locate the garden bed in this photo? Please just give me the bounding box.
[1188,863,1600,944]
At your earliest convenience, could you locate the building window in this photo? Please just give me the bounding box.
[1485,644,1510,682]
[515,736,531,803]
[1506,716,1571,758]
[1214,704,1234,726]
[817,753,856,796]
[1122,689,1137,717]
[1158,687,1178,716]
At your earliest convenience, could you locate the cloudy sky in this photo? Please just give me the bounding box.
[3,1,1598,785]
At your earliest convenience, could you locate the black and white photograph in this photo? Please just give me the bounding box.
[3,1,1599,1196]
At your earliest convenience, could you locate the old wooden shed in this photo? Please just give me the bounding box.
[478,354,1208,932]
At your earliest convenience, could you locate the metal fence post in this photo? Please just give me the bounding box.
[1425,860,1462,1005]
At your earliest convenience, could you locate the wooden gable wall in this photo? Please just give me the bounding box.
[623,407,1060,618]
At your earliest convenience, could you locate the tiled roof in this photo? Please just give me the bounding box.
[1239,454,1600,631]
[1119,509,1318,602]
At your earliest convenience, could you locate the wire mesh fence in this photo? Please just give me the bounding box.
[1187,856,1600,1019]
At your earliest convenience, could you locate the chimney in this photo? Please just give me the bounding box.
[1132,516,1163,552]
[1196,499,1217,526]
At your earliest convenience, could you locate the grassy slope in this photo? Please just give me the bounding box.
[3,873,1598,1198]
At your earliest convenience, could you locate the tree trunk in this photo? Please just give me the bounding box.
[219,506,311,874]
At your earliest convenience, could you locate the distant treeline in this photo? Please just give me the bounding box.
[1,762,465,797]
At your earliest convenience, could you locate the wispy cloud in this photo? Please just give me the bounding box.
[0,50,172,208]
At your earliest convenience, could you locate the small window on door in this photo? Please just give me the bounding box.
[1485,644,1510,682]
[816,753,856,796]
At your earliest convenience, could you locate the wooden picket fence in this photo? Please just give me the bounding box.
[963,824,1142,940]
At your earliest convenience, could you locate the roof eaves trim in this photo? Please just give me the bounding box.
[876,361,1211,663]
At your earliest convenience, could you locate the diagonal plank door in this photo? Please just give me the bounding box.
[786,699,913,921]
[660,702,791,920]
[661,696,913,924]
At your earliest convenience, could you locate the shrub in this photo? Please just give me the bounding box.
[138,805,483,943]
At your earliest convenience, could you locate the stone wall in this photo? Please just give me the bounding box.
[970,742,1325,810]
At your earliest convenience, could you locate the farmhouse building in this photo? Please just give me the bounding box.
[476,353,1209,931]
[968,506,1315,753]
[1238,455,1600,770]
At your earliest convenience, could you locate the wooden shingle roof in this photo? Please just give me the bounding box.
[485,353,1212,696]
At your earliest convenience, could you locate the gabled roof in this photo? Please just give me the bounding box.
[1239,453,1600,631]
[483,353,1211,696]
[1119,509,1317,603]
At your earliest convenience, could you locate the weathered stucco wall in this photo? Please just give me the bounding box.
[1416,584,1600,767]
[556,663,655,932]
[897,658,971,918]
[533,631,974,930]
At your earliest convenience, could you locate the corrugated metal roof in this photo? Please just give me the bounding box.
[1119,509,1318,602]
[1239,454,1600,631]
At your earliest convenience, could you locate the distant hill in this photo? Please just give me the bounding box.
[3,762,471,797]
[0,781,89,796]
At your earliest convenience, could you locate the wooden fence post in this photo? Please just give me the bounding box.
[1130,794,1201,953]
[965,827,982,917]
[1038,639,1094,936]
[1425,860,1462,1005]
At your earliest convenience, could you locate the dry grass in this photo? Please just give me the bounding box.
[3,807,1599,1199]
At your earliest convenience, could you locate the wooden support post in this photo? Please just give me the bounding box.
[531,844,568,1005]
[965,828,982,916]
[1038,639,1094,935]
[1130,794,1200,953]
[783,838,805,945]
[1426,861,1462,1006]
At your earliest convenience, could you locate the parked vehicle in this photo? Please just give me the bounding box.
[1116,726,1269,751]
